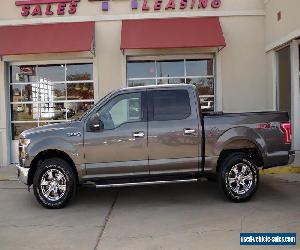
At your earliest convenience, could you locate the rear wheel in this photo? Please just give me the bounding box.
[219,152,259,202]
[33,158,77,209]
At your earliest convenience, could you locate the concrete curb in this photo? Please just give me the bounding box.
[260,166,300,174]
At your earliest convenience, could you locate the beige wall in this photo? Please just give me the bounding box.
[95,21,124,98]
[0,62,9,166]
[220,16,268,112]
[265,0,300,48]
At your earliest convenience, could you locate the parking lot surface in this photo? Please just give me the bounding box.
[0,174,299,250]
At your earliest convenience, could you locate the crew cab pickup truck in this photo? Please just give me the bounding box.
[17,84,294,208]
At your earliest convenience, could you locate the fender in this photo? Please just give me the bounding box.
[27,137,82,168]
[214,126,267,163]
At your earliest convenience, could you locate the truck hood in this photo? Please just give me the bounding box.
[21,122,73,138]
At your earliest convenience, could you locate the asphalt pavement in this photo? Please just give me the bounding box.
[0,174,299,250]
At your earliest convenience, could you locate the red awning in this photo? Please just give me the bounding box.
[0,22,95,56]
[121,17,225,50]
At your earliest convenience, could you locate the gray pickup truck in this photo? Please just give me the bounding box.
[17,84,294,208]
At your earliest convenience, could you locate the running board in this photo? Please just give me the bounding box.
[94,178,198,189]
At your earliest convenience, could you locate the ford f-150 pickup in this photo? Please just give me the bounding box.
[17,84,295,208]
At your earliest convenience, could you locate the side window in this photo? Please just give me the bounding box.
[98,92,142,130]
[152,90,191,121]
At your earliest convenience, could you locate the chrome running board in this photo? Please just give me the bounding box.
[95,178,198,189]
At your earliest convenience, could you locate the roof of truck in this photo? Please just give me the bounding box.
[120,84,194,92]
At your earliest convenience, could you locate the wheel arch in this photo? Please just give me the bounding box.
[216,139,264,173]
[28,149,79,186]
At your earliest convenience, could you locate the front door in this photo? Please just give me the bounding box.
[147,88,200,174]
[84,91,148,178]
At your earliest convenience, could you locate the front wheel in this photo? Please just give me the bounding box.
[33,158,77,209]
[219,152,259,202]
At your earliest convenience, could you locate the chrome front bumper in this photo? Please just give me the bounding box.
[17,164,29,185]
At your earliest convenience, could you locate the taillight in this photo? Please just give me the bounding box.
[280,122,291,144]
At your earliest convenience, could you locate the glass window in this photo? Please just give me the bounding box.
[10,65,37,83]
[66,102,94,120]
[128,79,156,87]
[126,58,215,112]
[98,93,141,130]
[127,61,156,79]
[152,90,191,121]
[11,104,39,121]
[11,123,39,140]
[10,84,38,102]
[67,83,94,100]
[39,103,66,121]
[157,78,185,85]
[186,59,214,76]
[156,60,184,77]
[38,64,65,82]
[38,83,66,102]
[10,63,94,139]
[66,64,93,81]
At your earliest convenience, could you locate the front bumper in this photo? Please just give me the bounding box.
[17,164,29,185]
[288,150,295,165]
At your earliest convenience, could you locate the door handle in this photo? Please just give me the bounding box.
[133,131,145,138]
[183,128,197,136]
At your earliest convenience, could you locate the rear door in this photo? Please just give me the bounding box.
[147,87,201,174]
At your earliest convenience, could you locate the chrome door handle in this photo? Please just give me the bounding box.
[133,131,145,138]
[184,129,197,135]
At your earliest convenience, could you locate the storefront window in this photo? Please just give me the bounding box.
[127,58,215,111]
[10,63,94,140]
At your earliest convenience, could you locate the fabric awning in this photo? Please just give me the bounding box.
[0,22,95,56]
[121,17,225,50]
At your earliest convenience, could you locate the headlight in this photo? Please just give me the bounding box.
[19,138,31,147]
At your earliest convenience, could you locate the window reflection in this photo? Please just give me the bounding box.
[10,84,38,102]
[156,60,184,77]
[128,79,156,87]
[39,103,66,121]
[187,78,214,111]
[67,83,94,100]
[11,104,39,121]
[186,59,214,76]
[10,63,94,139]
[11,123,39,140]
[66,64,93,81]
[157,78,185,85]
[10,65,37,83]
[66,102,94,120]
[127,61,156,79]
[38,65,65,82]
[126,59,215,112]
[38,82,65,102]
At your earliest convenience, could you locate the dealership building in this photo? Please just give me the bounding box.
[0,0,299,166]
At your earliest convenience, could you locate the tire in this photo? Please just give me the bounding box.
[219,152,259,202]
[205,174,218,182]
[33,158,77,209]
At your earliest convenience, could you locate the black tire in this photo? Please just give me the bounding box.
[219,152,259,202]
[33,158,77,209]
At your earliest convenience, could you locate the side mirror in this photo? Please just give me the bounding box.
[88,114,104,132]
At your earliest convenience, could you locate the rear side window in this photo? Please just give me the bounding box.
[152,90,191,121]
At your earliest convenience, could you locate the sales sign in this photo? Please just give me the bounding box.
[15,0,80,17]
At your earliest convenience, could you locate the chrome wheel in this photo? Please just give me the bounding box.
[40,168,67,202]
[227,162,253,195]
